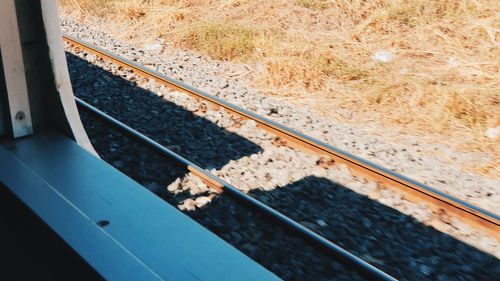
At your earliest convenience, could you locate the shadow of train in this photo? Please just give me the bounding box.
[68,51,499,281]
[67,52,262,173]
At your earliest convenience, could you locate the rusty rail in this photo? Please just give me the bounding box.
[63,33,499,240]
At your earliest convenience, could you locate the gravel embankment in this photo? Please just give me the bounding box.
[62,18,499,280]
[60,18,499,212]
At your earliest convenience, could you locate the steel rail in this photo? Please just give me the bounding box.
[63,34,499,240]
[76,97,397,281]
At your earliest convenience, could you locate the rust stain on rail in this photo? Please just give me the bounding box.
[63,35,500,240]
[187,166,224,194]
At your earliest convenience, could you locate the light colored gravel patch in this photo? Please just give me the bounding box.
[163,90,500,258]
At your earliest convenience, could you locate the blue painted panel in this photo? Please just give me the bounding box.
[0,130,281,281]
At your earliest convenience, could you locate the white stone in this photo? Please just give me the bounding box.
[316,219,328,227]
[371,51,394,63]
[398,68,409,74]
[195,196,212,208]
[178,199,196,211]
[484,126,500,139]
[447,57,459,67]
[144,43,162,51]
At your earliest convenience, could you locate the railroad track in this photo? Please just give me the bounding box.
[76,97,395,280]
[63,34,499,240]
[61,31,500,280]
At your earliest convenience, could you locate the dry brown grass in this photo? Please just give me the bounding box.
[182,22,258,61]
[294,0,333,11]
[58,0,500,177]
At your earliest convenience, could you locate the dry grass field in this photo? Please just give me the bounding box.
[58,0,499,177]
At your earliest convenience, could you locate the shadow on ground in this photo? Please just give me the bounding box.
[242,176,500,280]
[67,51,499,281]
[67,52,261,173]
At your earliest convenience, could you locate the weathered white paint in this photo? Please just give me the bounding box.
[40,0,96,155]
[0,0,33,137]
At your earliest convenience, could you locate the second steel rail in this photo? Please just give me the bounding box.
[77,97,396,281]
